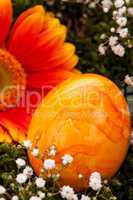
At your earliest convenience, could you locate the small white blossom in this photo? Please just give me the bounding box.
[117,28,128,38]
[100,33,106,39]
[23,166,33,177]
[89,2,97,8]
[16,173,27,184]
[114,0,124,8]
[0,185,6,194]
[98,44,106,55]
[118,6,127,15]
[62,154,73,166]
[128,7,133,16]
[0,198,6,200]
[113,10,118,18]
[29,196,41,200]
[49,149,56,156]
[111,44,125,56]
[116,17,127,27]
[11,196,19,200]
[109,36,118,46]
[35,177,46,188]
[23,140,32,149]
[81,195,91,200]
[102,0,113,12]
[43,159,55,170]
[32,148,39,157]
[110,27,115,32]
[124,75,133,86]
[89,172,102,191]
[60,185,75,200]
[72,194,78,200]
[16,158,26,168]
[38,191,46,199]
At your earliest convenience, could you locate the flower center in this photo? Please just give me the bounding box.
[0,49,26,111]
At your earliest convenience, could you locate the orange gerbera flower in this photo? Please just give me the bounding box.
[0,0,79,143]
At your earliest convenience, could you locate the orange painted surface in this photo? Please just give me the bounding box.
[28,74,131,190]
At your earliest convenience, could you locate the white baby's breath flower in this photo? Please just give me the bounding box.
[60,185,75,200]
[29,196,41,200]
[48,149,56,156]
[109,36,118,46]
[118,6,127,15]
[124,75,133,86]
[89,172,102,191]
[16,158,26,168]
[89,2,96,8]
[116,17,127,27]
[128,7,133,16]
[98,44,106,55]
[102,0,113,12]
[111,44,125,56]
[16,173,27,184]
[35,177,46,188]
[11,196,19,200]
[23,166,33,177]
[0,185,6,194]
[32,148,39,157]
[100,33,106,39]
[43,159,55,170]
[117,28,128,38]
[72,194,78,200]
[114,0,124,8]
[110,27,115,32]
[62,154,73,166]
[81,195,91,200]
[38,191,46,199]
[23,140,32,149]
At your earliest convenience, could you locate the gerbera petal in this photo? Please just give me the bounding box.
[11,5,45,34]
[0,106,31,143]
[25,43,78,71]
[8,5,78,72]
[8,7,45,54]
[0,0,12,46]
[27,69,80,89]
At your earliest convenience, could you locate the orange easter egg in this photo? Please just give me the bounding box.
[28,74,131,191]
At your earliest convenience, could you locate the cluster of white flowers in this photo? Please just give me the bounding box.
[16,173,28,184]
[60,186,78,200]
[23,166,33,177]
[23,139,32,149]
[98,0,133,56]
[89,172,102,191]
[35,178,46,188]
[16,158,26,168]
[32,148,39,157]
[43,159,56,170]
[62,154,73,166]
